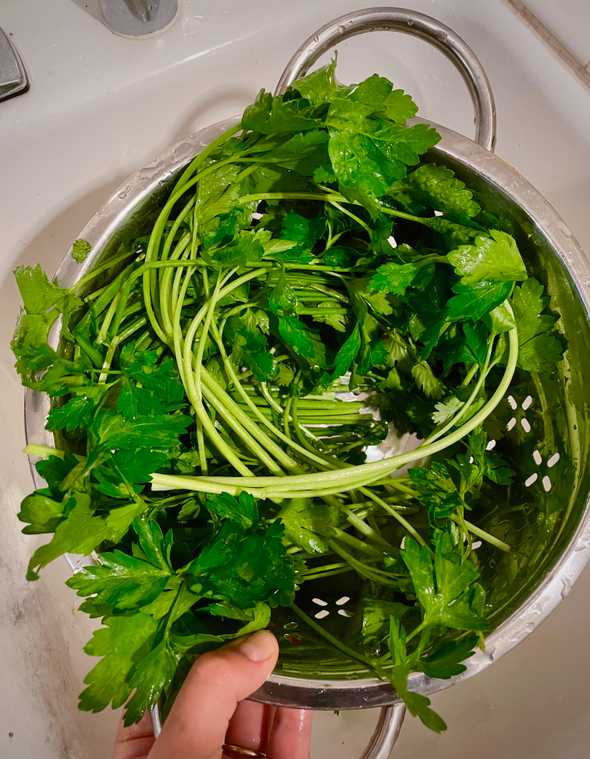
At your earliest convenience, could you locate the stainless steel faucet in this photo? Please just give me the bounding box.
[0,27,28,102]
[99,0,179,36]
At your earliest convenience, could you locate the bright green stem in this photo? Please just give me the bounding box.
[24,444,64,459]
[210,323,329,469]
[291,604,375,669]
[459,518,511,553]
[151,324,518,496]
[359,487,426,547]
[329,541,399,587]
[425,331,497,446]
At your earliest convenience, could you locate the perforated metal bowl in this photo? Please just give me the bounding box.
[25,8,590,758]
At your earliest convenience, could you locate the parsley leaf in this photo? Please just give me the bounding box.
[347,74,417,124]
[227,315,275,382]
[26,493,144,580]
[431,396,463,425]
[420,634,479,678]
[124,639,180,725]
[389,617,447,732]
[11,265,81,388]
[510,278,564,372]
[292,59,339,105]
[328,123,439,209]
[78,613,159,715]
[330,323,361,380]
[277,315,327,369]
[448,230,527,285]
[72,238,92,263]
[411,360,444,399]
[405,164,480,217]
[203,491,258,529]
[242,91,317,134]
[189,519,296,609]
[446,281,512,322]
[401,531,486,631]
[18,492,65,534]
[368,262,417,295]
[47,387,107,432]
[279,498,339,555]
[67,548,171,612]
[409,462,462,523]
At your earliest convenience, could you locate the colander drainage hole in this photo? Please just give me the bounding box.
[311,596,352,620]
[524,450,560,492]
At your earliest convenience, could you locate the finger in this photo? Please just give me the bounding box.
[267,707,312,759]
[225,700,272,753]
[113,711,155,759]
[149,631,278,759]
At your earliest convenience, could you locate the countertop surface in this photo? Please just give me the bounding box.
[1,1,589,757]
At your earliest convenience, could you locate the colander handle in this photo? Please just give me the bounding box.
[274,6,496,151]
[360,704,406,759]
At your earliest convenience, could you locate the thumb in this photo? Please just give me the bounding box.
[149,630,279,759]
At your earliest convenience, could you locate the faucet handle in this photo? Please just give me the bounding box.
[0,27,28,102]
[99,0,178,37]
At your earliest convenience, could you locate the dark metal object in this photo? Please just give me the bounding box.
[99,0,178,37]
[0,27,28,102]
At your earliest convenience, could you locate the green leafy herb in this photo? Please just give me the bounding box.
[510,277,564,372]
[368,262,418,296]
[72,238,92,263]
[448,230,527,285]
[11,60,566,736]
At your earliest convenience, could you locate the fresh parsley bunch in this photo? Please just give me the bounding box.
[12,61,564,731]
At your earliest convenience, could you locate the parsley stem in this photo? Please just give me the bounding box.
[151,324,518,497]
[459,518,511,553]
[211,322,329,469]
[424,332,496,446]
[359,487,426,547]
[173,123,241,189]
[290,604,374,669]
[330,527,383,556]
[24,444,64,459]
[406,620,429,645]
[329,541,398,586]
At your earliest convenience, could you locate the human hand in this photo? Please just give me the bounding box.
[113,630,312,759]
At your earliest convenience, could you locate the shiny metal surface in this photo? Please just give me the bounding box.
[0,27,28,102]
[274,7,496,151]
[359,705,405,759]
[151,701,404,759]
[99,0,178,37]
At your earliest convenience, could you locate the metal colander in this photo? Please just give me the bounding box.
[24,8,590,758]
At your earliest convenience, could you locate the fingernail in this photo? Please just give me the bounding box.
[236,630,277,662]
